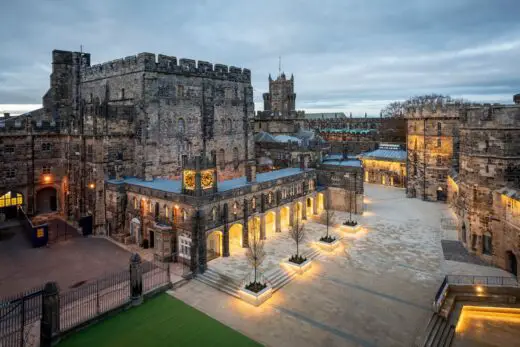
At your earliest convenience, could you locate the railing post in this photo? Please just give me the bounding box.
[20,296,25,347]
[40,282,60,347]
[96,280,100,314]
[129,253,143,306]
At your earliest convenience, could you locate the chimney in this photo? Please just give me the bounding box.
[3,113,10,119]
[514,94,520,105]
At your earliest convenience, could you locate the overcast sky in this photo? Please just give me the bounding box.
[1,0,519,116]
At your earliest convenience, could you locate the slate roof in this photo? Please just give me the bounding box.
[321,160,362,168]
[320,128,376,135]
[273,135,302,144]
[106,168,311,194]
[254,131,277,143]
[358,144,406,162]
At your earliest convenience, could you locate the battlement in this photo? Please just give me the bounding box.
[256,110,305,119]
[462,103,520,126]
[405,103,461,119]
[81,52,251,83]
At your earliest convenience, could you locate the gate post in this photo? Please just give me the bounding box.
[129,253,143,306]
[40,282,60,347]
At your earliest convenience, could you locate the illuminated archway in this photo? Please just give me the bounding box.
[206,230,223,261]
[295,202,303,222]
[306,198,313,218]
[248,216,261,240]
[0,191,23,220]
[280,206,290,231]
[317,193,324,213]
[265,211,276,238]
[229,223,243,254]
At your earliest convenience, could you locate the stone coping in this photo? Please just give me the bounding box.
[239,285,273,307]
[285,257,313,275]
[340,223,362,233]
[316,238,340,252]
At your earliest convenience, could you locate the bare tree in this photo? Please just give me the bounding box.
[320,207,335,240]
[380,94,476,118]
[245,217,266,285]
[290,210,306,262]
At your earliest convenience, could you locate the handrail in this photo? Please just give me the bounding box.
[446,275,519,287]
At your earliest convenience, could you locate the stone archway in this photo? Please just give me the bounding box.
[317,193,325,213]
[265,211,276,238]
[507,251,518,277]
[36,187,58,213]
[229,223,243,254]
[280,206,290,231]
[130,218,141,245]
[207,230,223,261]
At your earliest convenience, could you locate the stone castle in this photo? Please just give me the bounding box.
[406,96,520,276]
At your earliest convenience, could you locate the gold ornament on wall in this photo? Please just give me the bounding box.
[201,170,214,189]
[184,170,195,190]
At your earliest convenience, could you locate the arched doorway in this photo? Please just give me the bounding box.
[507,251,518,277]
[317,193,325,213]
[207,230,223,261]
[36,187,58,213]
[280,206,290,231]
[249,216,261,240]
[437,187,446,201]
[0,191,23,220]
[265,211,276,238]
[130,218,141,245]
[306,198,313,218]
[229,223,243,254]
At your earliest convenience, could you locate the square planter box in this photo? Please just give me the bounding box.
[285,258,312,275]
[239,285,273,307]
[316,238,340,252]
[341,223,362,233]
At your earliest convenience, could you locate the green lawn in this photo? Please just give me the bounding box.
[58,293,262,347]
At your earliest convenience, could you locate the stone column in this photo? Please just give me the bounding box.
[223,224,230,257]
[260,213,266,240]
[129,253,143,306]
[313,195,318,215]
[40,282,60,347]
[302,199,307,220]
[275,209,281,233]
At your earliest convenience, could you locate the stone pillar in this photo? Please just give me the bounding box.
[40,282,60,347]
[223,224,230,257]
[289,204,295,227]
[129,253,143,306]
[275,209,281,233]
[302,200,307,220]
[313,196,318,215]
[260,214,266,240]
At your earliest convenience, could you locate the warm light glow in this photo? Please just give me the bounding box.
[361,159,404,175]
[88,183,95,189]
[475,285,484,293]
[456,306,520,333]
[43,174,52,183]
[174,205,179,209]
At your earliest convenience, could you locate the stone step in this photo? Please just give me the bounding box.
[426,317,448,347]
[443,327,455,347]
[195,273,241,299]
[204,268,242,286]
[416,313,436,346]
[422,315,441,347]
[438,321,453,347]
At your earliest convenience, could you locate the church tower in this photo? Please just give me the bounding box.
[262,73,296,116]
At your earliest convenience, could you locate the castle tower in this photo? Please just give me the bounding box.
[266,72,296,116]
[405,104,460,201]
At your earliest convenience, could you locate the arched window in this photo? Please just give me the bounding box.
[178,118,186,134]
[164,205,169,220]
[212,207,218,221]
[483,232,492,255]
[133,197,137,209]
[484,140,489,152]
[155,202,160,217]
[268,192,273,204]
[233,201,239,216]
[251,197,256,210]
[227,118,232,133]
[233,147,239,169]
[218,149,225,170]
[436,156,442,166]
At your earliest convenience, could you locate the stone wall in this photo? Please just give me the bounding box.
[327,187,364,214]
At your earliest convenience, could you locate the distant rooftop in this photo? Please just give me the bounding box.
[319,128,376,135]
[321,160,362,168]
[358,144,407,162]
[106,167,312,195]
[305,112,347,120]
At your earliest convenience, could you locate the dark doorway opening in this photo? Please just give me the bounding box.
[436,187,446,202]
[507,251,518,277]
[36,187,58,213]
[149,230,155,248]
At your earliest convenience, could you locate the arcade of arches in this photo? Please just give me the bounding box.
[205,193,325,261]
[0,191,24,220]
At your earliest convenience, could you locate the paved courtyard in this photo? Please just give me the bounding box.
[171,184,513,347]
[0,225,132,297]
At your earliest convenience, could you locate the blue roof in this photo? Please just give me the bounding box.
[323,154,358,161]
[322,160,362,168]
[106,168,310,195]
[358,145,406,162]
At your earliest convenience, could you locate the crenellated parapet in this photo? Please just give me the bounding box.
[405,104,461,119]
[256,110,305,119]
[460,103,520,127]
[81,52,251,83]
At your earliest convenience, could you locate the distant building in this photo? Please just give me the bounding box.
[358,144,407,187]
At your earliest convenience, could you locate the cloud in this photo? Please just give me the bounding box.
[1,0,519,115]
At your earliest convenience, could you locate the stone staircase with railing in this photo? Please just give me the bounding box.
[196,248,323,297]
[415,313,454,347]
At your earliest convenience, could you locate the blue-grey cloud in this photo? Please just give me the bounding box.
[1,0,519,116]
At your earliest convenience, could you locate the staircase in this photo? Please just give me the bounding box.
[195,268,241,298]
[416,313,455,347]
